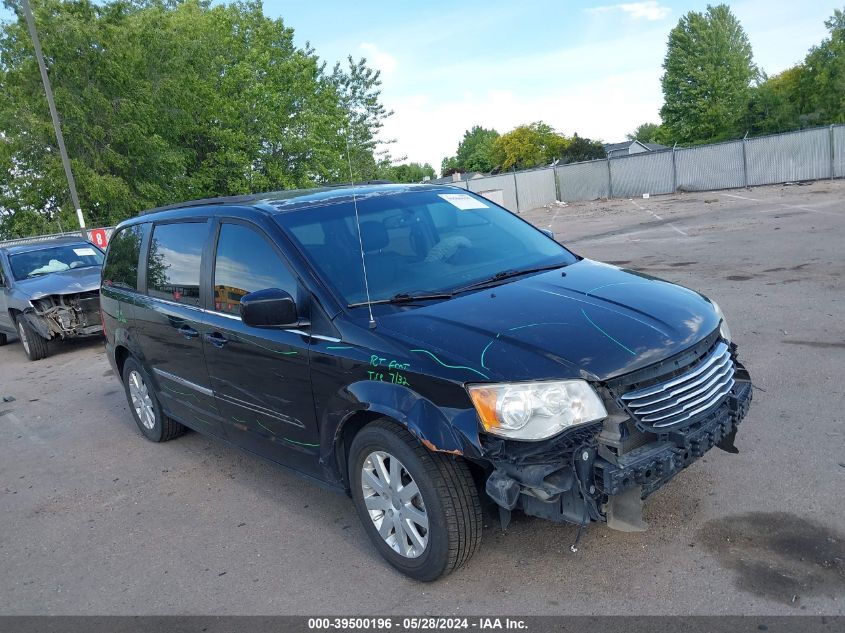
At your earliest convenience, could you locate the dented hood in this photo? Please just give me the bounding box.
[15,266,101,299]
[377,259,720,382]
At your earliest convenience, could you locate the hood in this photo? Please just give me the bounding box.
[15,266,101,299]
[378,259,719,383]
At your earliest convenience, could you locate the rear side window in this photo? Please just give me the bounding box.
[147,222,207,307]
[102,225,143,290]
[213,223,296,315]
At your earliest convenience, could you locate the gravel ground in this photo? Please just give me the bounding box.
[1,181,843,615]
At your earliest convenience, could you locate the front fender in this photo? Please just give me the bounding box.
[318,379,483,484]
[20,310,52,339]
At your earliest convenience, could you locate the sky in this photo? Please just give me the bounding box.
[268,0,837,171]
[2,1,837,173]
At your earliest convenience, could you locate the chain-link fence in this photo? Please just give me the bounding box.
[448,123,844,212]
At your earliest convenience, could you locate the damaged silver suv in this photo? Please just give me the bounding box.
[0,236,104,361]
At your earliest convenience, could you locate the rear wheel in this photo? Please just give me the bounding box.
[348,419,482,581]
[122,357,184,442]
[17,317,49,361]
[0,332,7,346]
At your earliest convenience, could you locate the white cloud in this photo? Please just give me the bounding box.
[359,42,397,76]
[586,1,670,21]
[380,68,663,172]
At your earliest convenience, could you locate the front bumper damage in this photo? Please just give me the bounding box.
[23,291,102,340]
[482,336,752,535]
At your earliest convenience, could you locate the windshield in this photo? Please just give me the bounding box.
[10,243,104,281]
[277,189,577,306]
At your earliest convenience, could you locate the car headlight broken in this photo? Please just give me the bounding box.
[467,380,607,440]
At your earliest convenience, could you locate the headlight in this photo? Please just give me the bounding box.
[712,300,731,342]
[467,380,607,441]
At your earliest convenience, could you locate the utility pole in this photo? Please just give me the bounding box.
[21,0,86,238]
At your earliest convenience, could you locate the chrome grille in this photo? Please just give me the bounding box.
[621,342,735,428]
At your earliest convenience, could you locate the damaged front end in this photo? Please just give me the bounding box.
[23,290,102,340]
[481,331,752,536]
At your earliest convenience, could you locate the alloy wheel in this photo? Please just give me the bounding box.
[361,451,429,558]
[128,370,155,430]
[17,321,30,356]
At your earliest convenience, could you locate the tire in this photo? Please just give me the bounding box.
[348,419,482,581]
[122,357,185,442]
[0,332,7,346]
[17,317,49,361]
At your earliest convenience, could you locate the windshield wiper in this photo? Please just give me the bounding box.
[451,262,569,295]
[348,292,453,308]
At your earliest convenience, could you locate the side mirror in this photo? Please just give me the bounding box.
[240,288,299,328]
[540,228,555,240]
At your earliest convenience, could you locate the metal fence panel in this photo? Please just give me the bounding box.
[514,168,557,211]
[610,151,674,198]
[746,127,832,185]
[676,141,744,191]
[467,174,518,212]
[833,125,845,178]
[556,160,609,202]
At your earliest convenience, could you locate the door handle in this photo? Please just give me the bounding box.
[204,332,228,348]
[178,325,199,340]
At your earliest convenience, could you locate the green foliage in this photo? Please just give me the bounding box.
[440,155,460,176]
[490,121,565,171]
[660,4,758,144]
[559,134,605,163]
[454,125,499,173]
[389,162,435,183]
[0,0,390,238]
[626,122,665,144]
[743,8,844,135]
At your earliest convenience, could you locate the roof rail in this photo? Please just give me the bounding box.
[138,194,263,215]
[137,181,396,216]
[0,231,89,249]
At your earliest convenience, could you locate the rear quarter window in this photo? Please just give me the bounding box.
[102,225,144,290]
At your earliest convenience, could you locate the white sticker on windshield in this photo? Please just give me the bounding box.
[438,193,489,210]
[73,247,97,257]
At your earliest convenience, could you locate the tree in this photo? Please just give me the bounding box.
[800,8,845,125]
[743,8,844,135]
[0,0,391,237]
[440,156,460,176]
[559,134,605,163]
[454,125,499,173]
[626,122,664,143]
[389,162,435,183]
[490,122,565,171]
[660,4,758,144]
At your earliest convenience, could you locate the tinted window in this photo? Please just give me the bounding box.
[9,243,104,281]
[147,222,207,306]
[278,190,574,305]
[213,223,296,315]
[102,225,144,290]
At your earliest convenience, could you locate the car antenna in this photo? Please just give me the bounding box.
[345,130,377,329]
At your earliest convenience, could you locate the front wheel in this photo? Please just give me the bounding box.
[349,419,482,581]
[17,317,49,361]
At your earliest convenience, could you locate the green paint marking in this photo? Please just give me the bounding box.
[326,345,354,350]
[410,349,489,380]
[192,414,214,426]
[480,334,501,370]
[481,322,574,369]
[581,309,636,356]
[234,417,319,448]
[585,281,653,297]
[227,332,298,355]
[161,384,199,400]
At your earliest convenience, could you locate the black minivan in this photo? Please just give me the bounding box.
[101,184,752,580]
